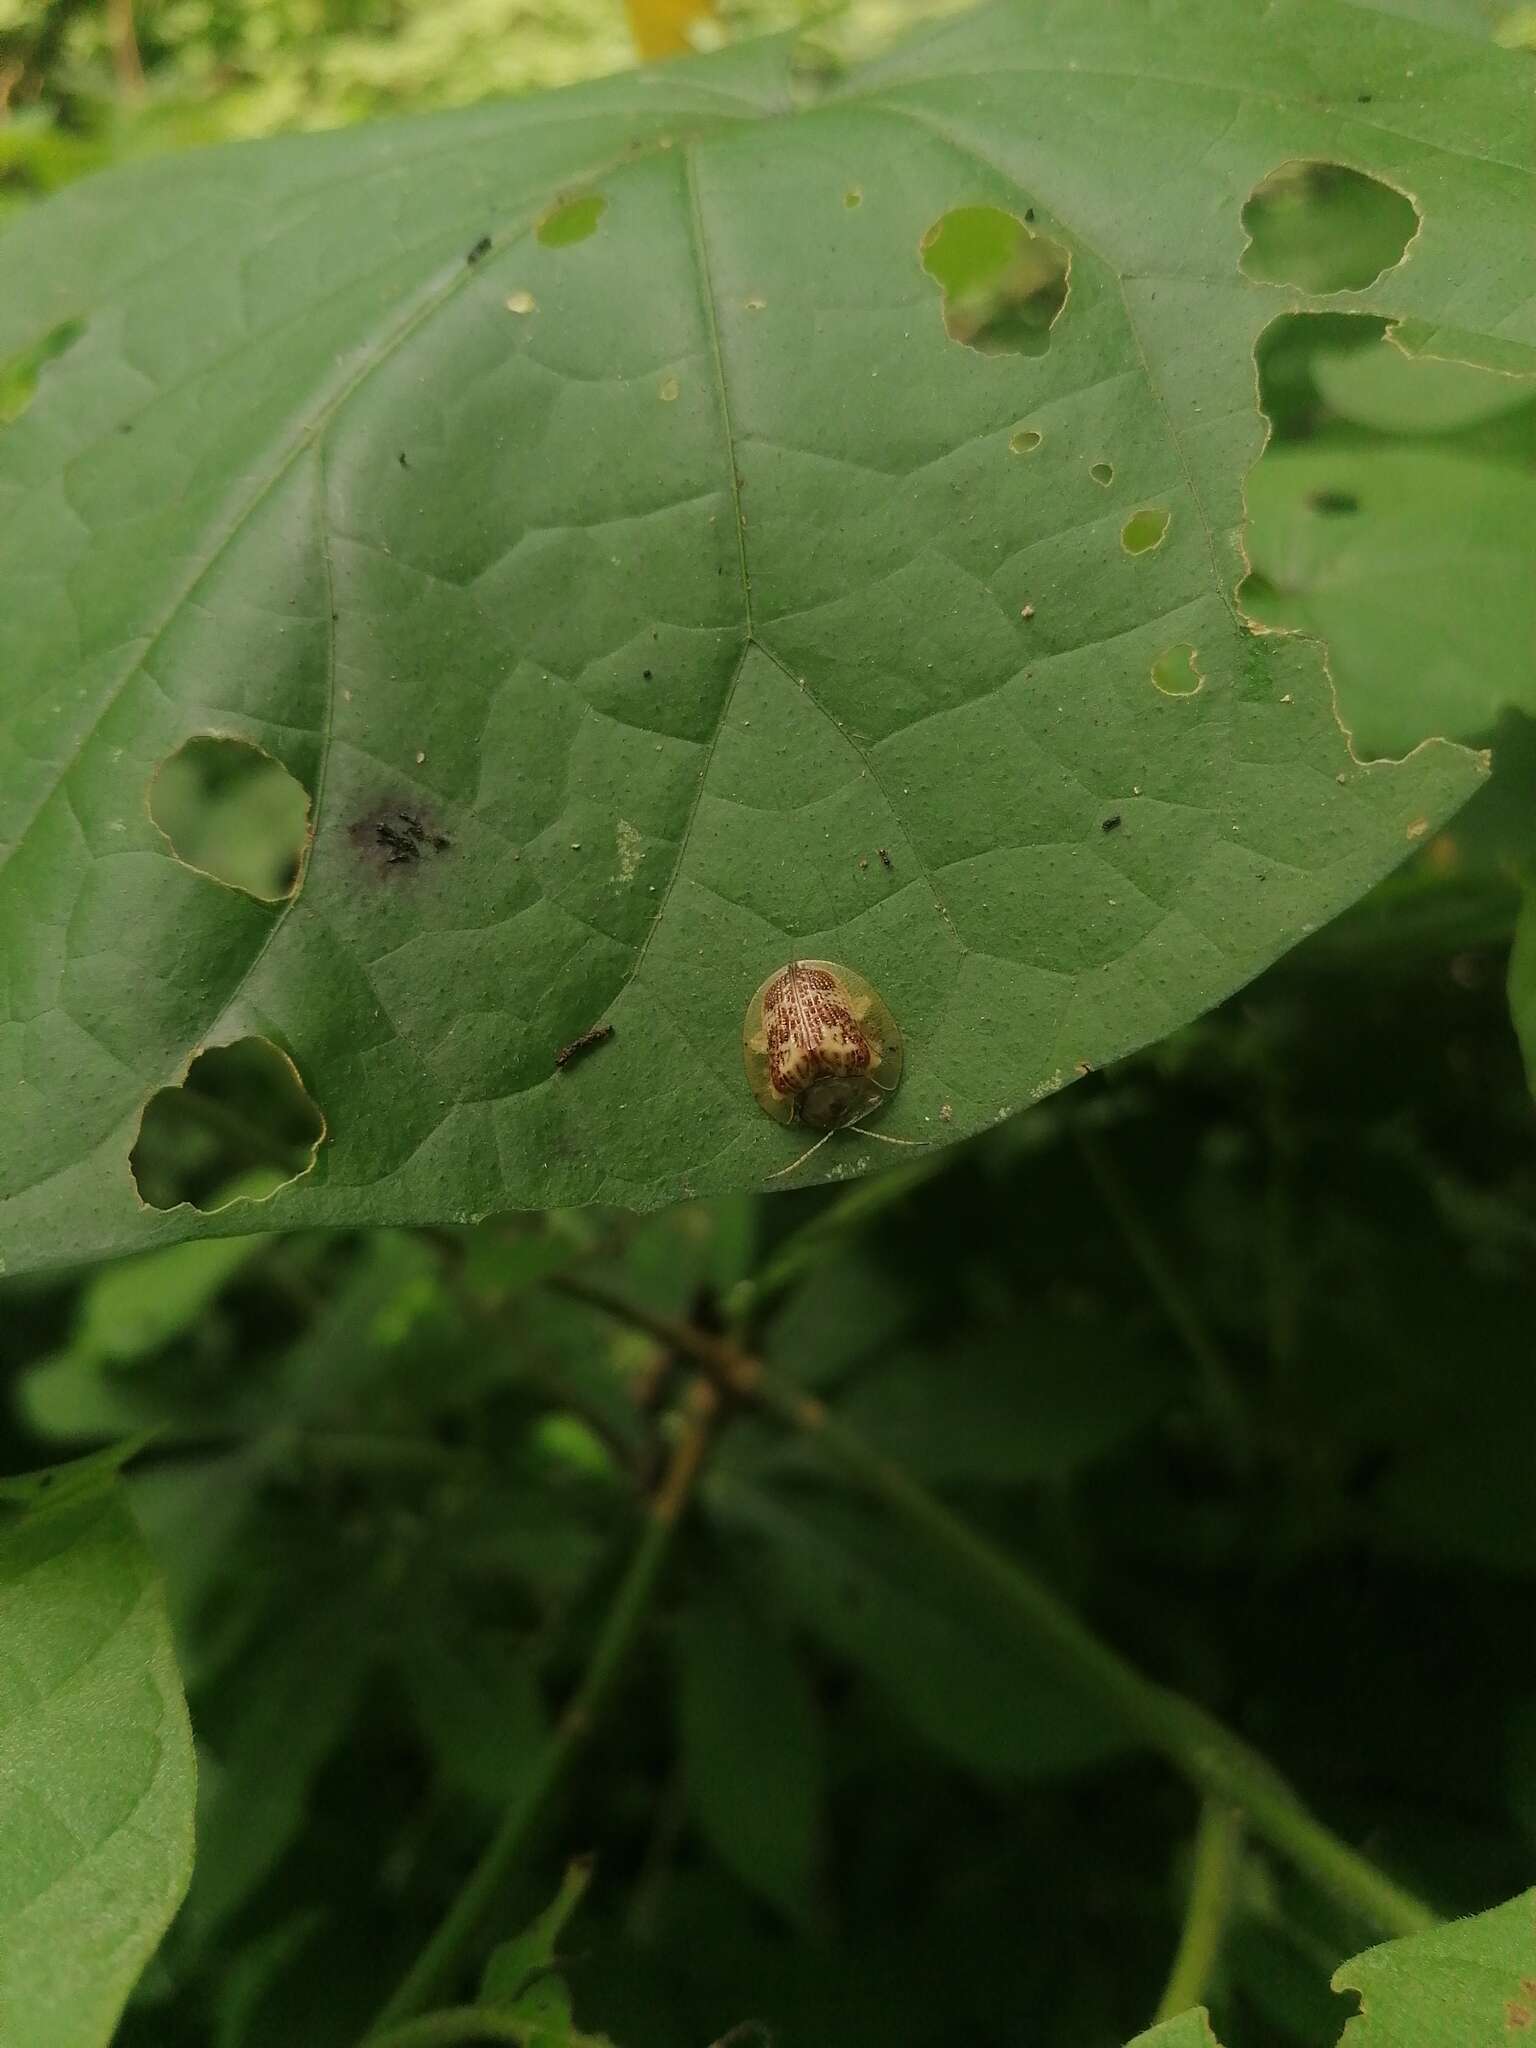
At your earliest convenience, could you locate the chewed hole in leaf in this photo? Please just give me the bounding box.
[130,1037,325,1213]
[1009,427,1042,455]
[149,736,311,901]
[921,205,1069,358]
[505,290,536,315]
[0,316,86,426]
[536,192,607,247]
[1240,161,1419,293]
[1090,462,1113,486]
[844,187,863,209]
[1236,570,1304,633]
[1151,644,1204,696]
[1121,508,1170,554]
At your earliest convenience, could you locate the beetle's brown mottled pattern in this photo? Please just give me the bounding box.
[763,962,872,1100]
[743,958,903,1138]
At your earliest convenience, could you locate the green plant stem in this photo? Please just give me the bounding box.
[728,1149,945,1320]
[369,2011,526,2047]
[1154,1800,1245,2022]
[366,1379,721,2035]
[1075,1124,1256,1467]
[551,1275,1437,1943]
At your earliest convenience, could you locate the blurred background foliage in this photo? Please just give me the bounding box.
[0,0,968,210]
[3,5,1536,2046]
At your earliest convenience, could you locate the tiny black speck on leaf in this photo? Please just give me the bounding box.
[1356,92,1372,103]
[467,235,492,264]
[1024,206,1035,221]
[398,451,409,467]
[878,847,893,868]
[643,669,653,680]
[1101,814,1122,833]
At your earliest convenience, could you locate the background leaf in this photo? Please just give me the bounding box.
[674,1577,824,1925]
[0,1473,194,2047]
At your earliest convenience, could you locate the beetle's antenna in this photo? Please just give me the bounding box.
[765,1112,928,1181]
[765,1125,838,1180]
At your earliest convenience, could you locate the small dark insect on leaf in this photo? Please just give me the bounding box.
[375,810,450,865]
[1101,814,1122,833]
[878,847,893,868]
[466,234,492,264]
[555,1022,614,1071]
[398,451,409,467]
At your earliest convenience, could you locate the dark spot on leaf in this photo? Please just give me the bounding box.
[149,736,311,901]
[1240,160,1419,292]
[1356,92,1373,103]
[1101,814,1122,833]
[921,205,1070,358]
[1309,488,1359,515]
[0,315,86,426]
[1122,507,1171,554]
[130,1037,325,1213]
[350,801,452,874]
[466,234,492,264]
[398,451,409,467]
[878,847,893,868]
[643,668,653,680]
[1024,207,1035,222]
[536,193,606,248]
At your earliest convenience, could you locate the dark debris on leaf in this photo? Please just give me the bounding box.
[350,803,452,874]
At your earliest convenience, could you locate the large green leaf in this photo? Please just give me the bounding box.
[4,0,1520,1271]
[1119,1891,1536,2047]
[0,1467,195,2046]
[1333,1889,1536,2044]
[1125,2017,1219,2048]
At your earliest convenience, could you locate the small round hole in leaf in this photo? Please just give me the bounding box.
[1121,508,1170,554]
[921,205,1070,358]
[1240,161,1419,293]
[1151,644,1204,697]
[1009,427,1042,455]
[149,736,311,901]
[536,193,607,248]
[130,1037,325,1213]
[1090,462,1113,486]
